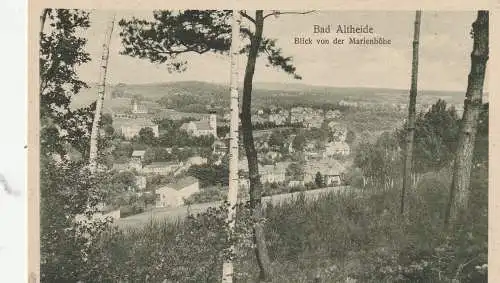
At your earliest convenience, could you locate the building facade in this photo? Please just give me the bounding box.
[155,177,200,208]
[180,114,217,137]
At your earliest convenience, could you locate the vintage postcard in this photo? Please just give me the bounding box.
[29,1,496,282]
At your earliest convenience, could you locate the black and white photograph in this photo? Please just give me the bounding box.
[37,8,489,282]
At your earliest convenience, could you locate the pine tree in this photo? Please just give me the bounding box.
[444,11,489,228]
[401,10,422,215]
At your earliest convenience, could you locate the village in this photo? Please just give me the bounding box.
[100,95,358,220]
[87,88,471,224]
[38,9,489,283]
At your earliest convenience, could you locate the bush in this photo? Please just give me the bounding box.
[120,205,144,218]
[89,205,231,282]
[184,186,227,204]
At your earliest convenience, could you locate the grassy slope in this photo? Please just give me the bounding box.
[99,168,487,282]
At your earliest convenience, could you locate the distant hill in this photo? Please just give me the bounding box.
[70,80,469,111]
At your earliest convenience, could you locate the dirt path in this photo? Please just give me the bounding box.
[116,186,353,229]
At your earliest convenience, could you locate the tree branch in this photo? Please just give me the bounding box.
[163,46,212,55]
[263,10,316,20]
[240,11,256,24]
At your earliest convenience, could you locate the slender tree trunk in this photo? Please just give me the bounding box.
[444,11,489,228]
[39,9,50,100]
[221,10,241,283]
[88,15,116,172]
[241,10,273,282]
[401,11,422,215]
[40,9,49,36]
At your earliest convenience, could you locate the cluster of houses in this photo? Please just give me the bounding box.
[249,106,343,129]
[112,100,221,140]
[290,107,324,128]
[114,149,209,176]
[107,102,234,211]
[238,157,346,189]
[105,97,355,218]
[255,107,290,126]
[338,99,444,115]
[112,148,209,209]
[255,122,351,159]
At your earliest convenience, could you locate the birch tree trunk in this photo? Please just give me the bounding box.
[401,11,422,215]
[221,10,241,283]
[241,10,273,282]
[444,11,489,228]
[88,15,116,173]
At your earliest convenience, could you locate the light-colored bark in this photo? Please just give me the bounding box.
[445,11,489,227]
[401,11,422,215]
[221,10,241,283]
[88,15,116,173]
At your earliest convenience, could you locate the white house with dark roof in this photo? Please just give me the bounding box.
[155,176,200,207]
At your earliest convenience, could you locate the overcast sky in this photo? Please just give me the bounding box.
[76,10,487,92]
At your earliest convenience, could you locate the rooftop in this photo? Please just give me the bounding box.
[132,150,146,158]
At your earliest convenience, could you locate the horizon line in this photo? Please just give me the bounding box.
[84,79,472,94]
